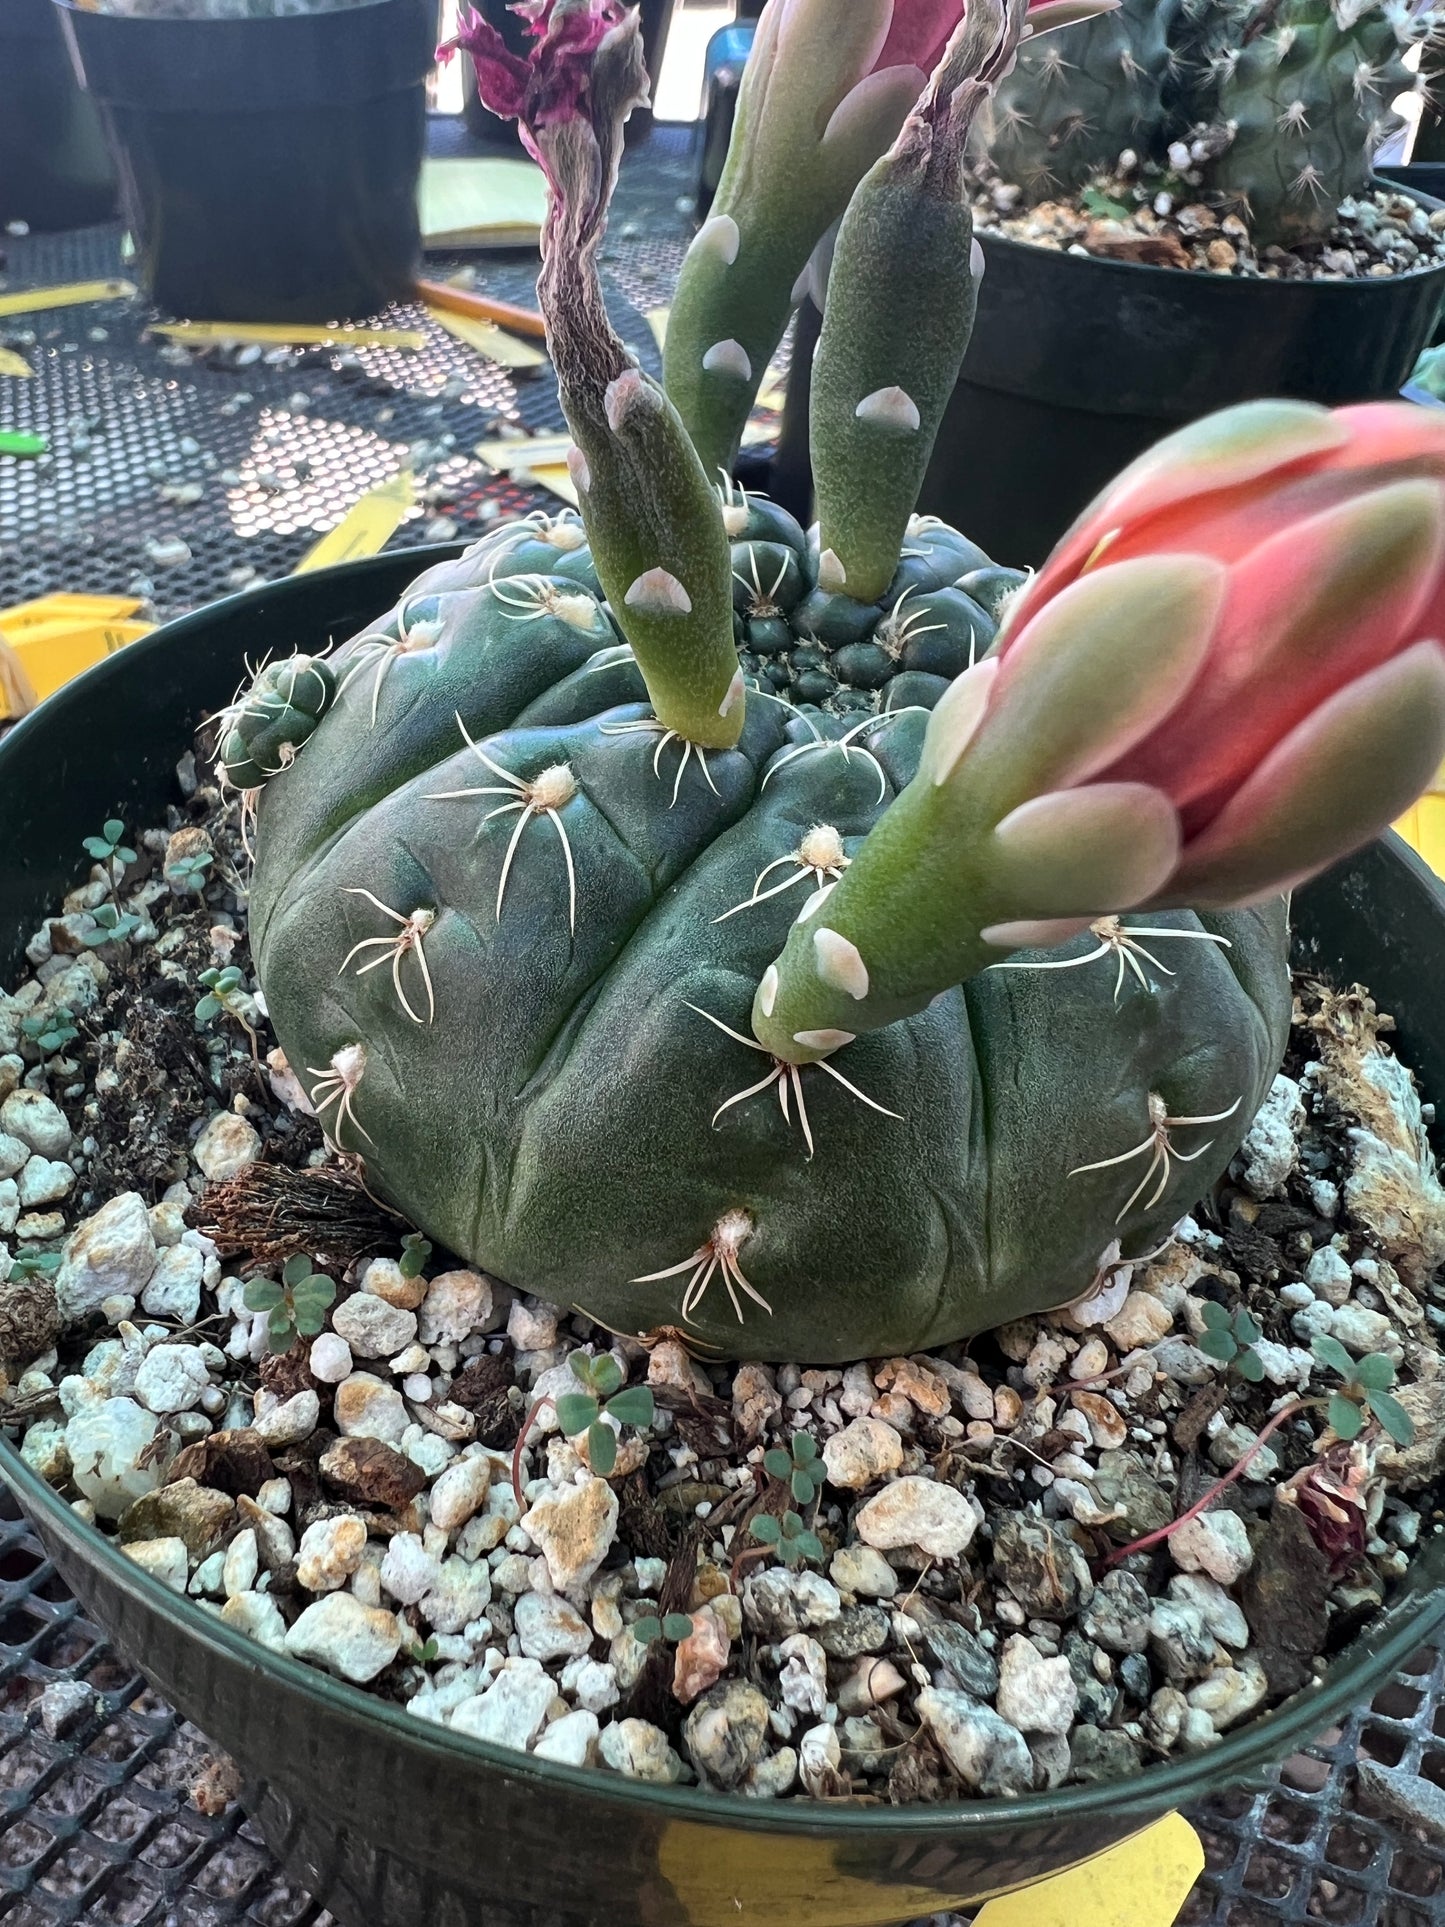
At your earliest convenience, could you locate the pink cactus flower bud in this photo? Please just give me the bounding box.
[977,400,1445,907]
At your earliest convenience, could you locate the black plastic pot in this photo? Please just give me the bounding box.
[56,0,434,324]
[1,556,1444,1925]
[0,0,116,231]
[775,179,1445,566]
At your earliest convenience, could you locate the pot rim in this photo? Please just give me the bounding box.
[974,174,1445,293]
[3,551,1445,1836]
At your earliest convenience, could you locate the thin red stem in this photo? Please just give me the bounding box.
[1104,1397,1316,1568]
[511,1396,555,1502]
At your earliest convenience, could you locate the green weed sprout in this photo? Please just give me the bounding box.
[553,1349,655,1477]
[749,1510,824,1570]
[1312,1333,1414,1447]
[20,1007,78,1057]
[1197,1301,1265,1382]
[764,1430,824,1505]
[631,1610,695,1648]
[243,1255,338,1355]
[399,1232,432,1280]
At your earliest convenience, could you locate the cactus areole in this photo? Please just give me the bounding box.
[239,0,1445,1363]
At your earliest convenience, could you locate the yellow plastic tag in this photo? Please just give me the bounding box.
[645,306,669,350]
[428,306,548,369]
[1393,756,1445,879]
[0,279,136,318]
[149,319,426,351]
[974,1813,1204,1927]
[524,461,579,507]
[293,472,416,573]
[476,432,573,470]
[0,595,155,715]
[0,348,33,378]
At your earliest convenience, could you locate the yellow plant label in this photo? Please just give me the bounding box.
[0,279,136,318]
[645,306,669,349]
[150,319,425,351]
[428,306,547,370]
[0,349,33,378]
[974,1813,1204,1927]
[293,473,416,574]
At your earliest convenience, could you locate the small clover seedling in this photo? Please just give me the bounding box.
[554,1349,655,1477]
[631,1611,695,1648]
[1312,1334,1415,1447]
[749,1510,824,1570]
[403,1634,439,1665]
[9,1250,61,1282]
[399,1232,432,1280]
[1197,1301,1266,1383]
[83,818,135,888]
[82,901,140,949]
[195,966,246,1025]
[196,966,260,1060]
[21,1006,78,1056]
[764,1430,824,1505]
[244,1254,337,1355]
[169,846,214,892]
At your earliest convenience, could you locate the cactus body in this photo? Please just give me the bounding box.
[1200,0,1414,246]
[247,510,1290,1364]
[978,0,1179,202]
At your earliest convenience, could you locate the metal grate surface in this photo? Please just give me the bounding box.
[0,1491,1439,1927]
[0,126,702,621]
[2,123,1444,1927]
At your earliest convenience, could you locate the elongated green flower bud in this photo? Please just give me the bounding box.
[811,0,1024,605]
[459,2,742,747]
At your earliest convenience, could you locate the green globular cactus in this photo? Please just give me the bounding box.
[977,0,1179,203]
[1197,0,1419,247]
[238,0,1445,1365]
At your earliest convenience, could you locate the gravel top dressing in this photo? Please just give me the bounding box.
[2,750,1442,1805]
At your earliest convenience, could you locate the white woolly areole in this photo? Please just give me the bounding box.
[719,668,745,717]
[528,763,578,810]
[555,591,601,633]
[799,824,845,870]
[331,1042,366,1083]
[816,548,847,593]
[625,569,692,617]
[566,446,592,493]
[702,339,752,381]
[855,386,922,433]
[793,1028,855,1053]
[721,502,748,538]
[690,213,739,266]
[813,928,869,1001]
[759,963,779,1019]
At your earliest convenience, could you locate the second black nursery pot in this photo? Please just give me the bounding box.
[0,0,116,230]
[1,553,1445,1925]
[774,181,1445,566]
[56,0,434,324]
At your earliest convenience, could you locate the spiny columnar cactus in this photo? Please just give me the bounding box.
[1200,0,1421,245]
[237,0,1445,1364]
[979,0,1180,202]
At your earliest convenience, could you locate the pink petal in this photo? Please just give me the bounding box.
[874,0,962,75]
[984,553,1225,798]
[1161,641,1445,909]
[1007,401,1349,641]
[1103,477,1445,826]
